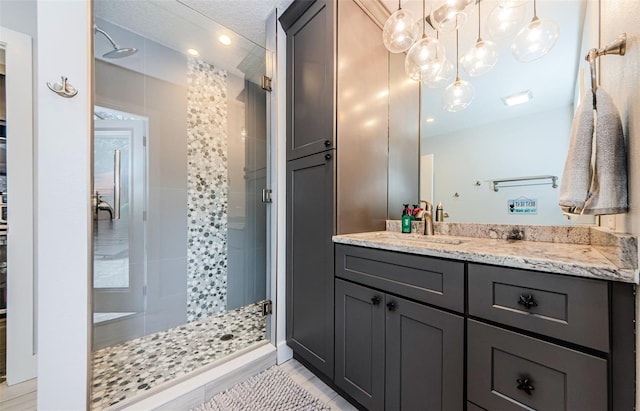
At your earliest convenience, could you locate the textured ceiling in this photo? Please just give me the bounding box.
[94,0,294,79]
[95,0,295,48]
[179,0,296,46]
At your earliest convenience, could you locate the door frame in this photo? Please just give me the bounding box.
[93,118,147,314]
[1,25,37,385]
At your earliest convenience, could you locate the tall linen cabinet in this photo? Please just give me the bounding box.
[281,0,390,379]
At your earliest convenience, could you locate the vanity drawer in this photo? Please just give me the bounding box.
[468,320,608,411]
[468,263,609,352]
[335,244,464,313]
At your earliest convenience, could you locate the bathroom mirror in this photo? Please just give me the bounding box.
[385,0,598,225]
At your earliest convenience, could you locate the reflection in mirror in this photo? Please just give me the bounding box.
[414,0,598,225]
[0,47,5,383]
[91,1,271,407]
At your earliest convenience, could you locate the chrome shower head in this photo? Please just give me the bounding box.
[102,47,138,59]
[94,24,138,59]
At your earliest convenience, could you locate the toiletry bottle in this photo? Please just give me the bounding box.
[401,204,411,233]
[435,202,444,222]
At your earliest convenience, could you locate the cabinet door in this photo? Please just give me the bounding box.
[385,296,464,411]
[468,320,607,411]
[285,0,335,160]
[335,279,385,411]
[286,151,335,377]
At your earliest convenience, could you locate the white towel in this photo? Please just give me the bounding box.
[559,88,628,215]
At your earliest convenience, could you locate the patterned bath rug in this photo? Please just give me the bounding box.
[193,366,331,411]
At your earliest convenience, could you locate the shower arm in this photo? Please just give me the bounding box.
[94,25,121,50]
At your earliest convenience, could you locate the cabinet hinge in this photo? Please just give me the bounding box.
[262,75,272,92]
[262,300,273,316]
[261,188,273,203]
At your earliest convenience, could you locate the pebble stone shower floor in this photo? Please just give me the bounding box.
[91,302,266,410]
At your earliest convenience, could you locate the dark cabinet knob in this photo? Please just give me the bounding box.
[371,296,381,305]
[324,139,332,147]
[518,294,538,309]
[516,377,535,395]
[386,301,396,311]
[325,153,332,160]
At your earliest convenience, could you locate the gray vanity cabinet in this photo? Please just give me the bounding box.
[334,279,385,411]
[282,0,335,161]
[335,279,464,411]
[385,293,464,411]
[282,0,391,383]
[334,245,465,411]
[467,263,635,411]
[468,320,608,410]
[286,151,335,377]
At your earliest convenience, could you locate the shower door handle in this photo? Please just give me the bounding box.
[113,149,121,220]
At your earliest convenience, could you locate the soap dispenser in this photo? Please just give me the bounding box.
[401,204,411,233]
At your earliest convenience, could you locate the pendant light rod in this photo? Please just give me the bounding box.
[455,29,461,82]
[422,0,426,37]
[398,0,402,10]
[476,0,482,41]
[531,0,540,23]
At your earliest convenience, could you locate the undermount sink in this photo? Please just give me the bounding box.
[372,231,464,245]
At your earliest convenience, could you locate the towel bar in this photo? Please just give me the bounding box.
[490,175,558,192]
[586,33,627,95]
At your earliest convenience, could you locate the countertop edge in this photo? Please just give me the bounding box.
[333,235,639,284]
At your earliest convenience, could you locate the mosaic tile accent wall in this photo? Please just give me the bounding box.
[186,58,229,321]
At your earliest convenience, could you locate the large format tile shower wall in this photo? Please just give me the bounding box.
[186,58,229,321]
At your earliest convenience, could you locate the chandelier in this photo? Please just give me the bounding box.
[382,0,559,112]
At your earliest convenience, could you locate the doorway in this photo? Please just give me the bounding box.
[93,118,146,315]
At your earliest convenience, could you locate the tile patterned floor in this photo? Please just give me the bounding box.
[91,302,266,409]
[0,359,358,411]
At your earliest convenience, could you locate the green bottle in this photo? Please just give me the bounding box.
[401,204,411,233]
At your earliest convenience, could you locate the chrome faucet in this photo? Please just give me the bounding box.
[420,200,434,236]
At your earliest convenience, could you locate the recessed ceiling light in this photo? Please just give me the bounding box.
[502,90,533,107]
[425,117,435,123]
[187,48,200,57]
[218,35,232,46]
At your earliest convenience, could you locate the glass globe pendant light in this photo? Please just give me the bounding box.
[461,0,498,77]
[383,0,421,53]
[405,0,445,82]
[429,0,475,32]
[442,30,474,112]
[486,2,526,40]
[511,0,559,62]
[424,31,454,88]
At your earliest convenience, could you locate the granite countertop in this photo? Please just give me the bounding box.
[333,223,639,284]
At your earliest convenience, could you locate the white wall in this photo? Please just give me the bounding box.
[0,1,36,38]
[36,1,92,408]
[600,1,640,236]
[422,106,576,225]
[597,0,640,407]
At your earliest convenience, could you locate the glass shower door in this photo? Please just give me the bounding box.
[93,119,146,314]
